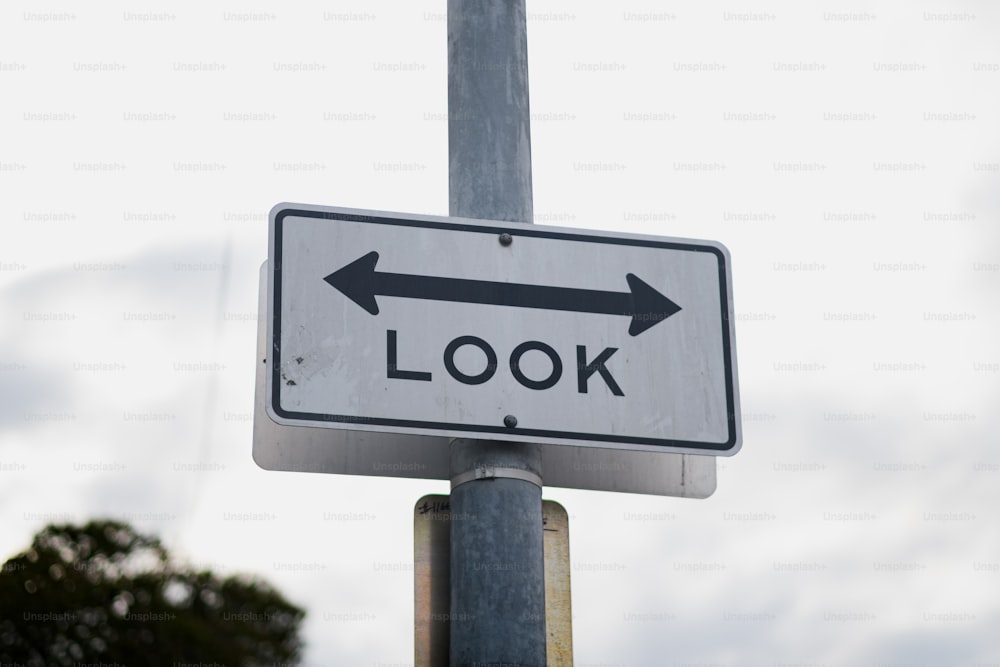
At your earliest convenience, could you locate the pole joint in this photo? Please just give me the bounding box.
[450,464,543,490]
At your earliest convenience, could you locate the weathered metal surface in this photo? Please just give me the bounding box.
[414,495,573,667]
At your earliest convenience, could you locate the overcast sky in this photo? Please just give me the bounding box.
[2,1,999,665]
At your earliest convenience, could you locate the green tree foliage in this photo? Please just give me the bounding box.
[0,520,305,666]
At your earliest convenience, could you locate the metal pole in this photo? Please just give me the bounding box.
[447,2,546,666]
[448,0,533,224]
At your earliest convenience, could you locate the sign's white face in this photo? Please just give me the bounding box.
[267,204,740,455]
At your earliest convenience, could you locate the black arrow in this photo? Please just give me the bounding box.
[323,251,681,336]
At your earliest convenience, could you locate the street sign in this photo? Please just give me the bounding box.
[413,495,572,667]
[266,203,741,455]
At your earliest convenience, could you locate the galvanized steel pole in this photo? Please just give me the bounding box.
[448,0,534,224]
[447,1,547,665]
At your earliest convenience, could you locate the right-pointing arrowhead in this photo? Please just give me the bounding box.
[626,273,681,336]
[323,251,381,315]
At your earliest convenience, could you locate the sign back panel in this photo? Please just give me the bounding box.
[254,262,717,496]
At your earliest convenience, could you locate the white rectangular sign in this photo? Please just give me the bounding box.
[267,204,741,455]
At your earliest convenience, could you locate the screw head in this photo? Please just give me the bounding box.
[499,233,513,246]
[503,414,518,429]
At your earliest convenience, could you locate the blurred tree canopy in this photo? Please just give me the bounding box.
[0,520,305,666]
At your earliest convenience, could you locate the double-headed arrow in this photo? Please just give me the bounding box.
[323,251,681,336]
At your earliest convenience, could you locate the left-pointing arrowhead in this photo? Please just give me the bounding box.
[626,273,681,336]
[324,251,381,315]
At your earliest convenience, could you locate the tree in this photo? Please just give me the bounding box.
[0,520,305,666]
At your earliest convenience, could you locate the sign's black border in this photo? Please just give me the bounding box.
[271,207,739,453]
